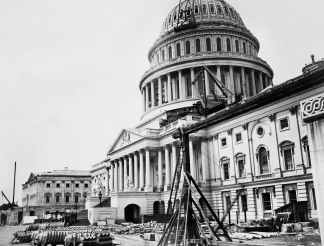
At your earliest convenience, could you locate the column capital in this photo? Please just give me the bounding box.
[268,113,276,122]
[127,154,133,158]
[138,149,145,154]
[189,136,195,142]
[200,137,208,142]
[216,65,221,68]
[144,146,151,151]
[157,147,164,152]
[227,129,233,135]
[190,67,195,71]
[171,141,179,147]
[119,157,124,162]
[208,136,214,142]
[133,151,139,156]
[229,65,234,69]
[163,144,171,149]
[241,66,245,70]
[242,123,248,130]
[214,134,218,140]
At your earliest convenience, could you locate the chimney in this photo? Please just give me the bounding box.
[311,55,315,65]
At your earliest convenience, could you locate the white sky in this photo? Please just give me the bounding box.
[0,0,323,205]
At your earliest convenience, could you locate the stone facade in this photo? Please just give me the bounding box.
[90,0,322,226]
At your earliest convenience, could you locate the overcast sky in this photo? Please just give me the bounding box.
[1,0,323,205]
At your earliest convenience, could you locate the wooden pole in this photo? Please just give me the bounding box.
[12,162,16,204]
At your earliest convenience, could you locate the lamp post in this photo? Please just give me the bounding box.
[98,191,102,207]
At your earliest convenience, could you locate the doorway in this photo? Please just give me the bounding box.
[124,204,140,223]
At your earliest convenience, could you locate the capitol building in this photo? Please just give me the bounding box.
[88,0,324,229]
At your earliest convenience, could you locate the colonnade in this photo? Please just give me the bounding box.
[141,65,273,113]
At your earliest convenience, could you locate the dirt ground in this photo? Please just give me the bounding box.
[0,225,30,246]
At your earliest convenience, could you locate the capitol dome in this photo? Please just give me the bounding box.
[139,0,274,122]
[160,0,246,37]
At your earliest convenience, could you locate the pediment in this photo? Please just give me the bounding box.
[108,128,143,153]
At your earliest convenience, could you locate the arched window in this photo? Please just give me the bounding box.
[209,4,215,13]
[179,9,184,19]
[194,5,199,14]
[206,38,211,52]
[185,40,190,54]
[202,4,207,13]
[235,40,239,52]
[258,147,269,174]
[224,5,229,16]
[168,46,172,59]
[173,11,177,21]
[196,39,201,52]
[226,38,231,52]
[176,43,181,57]
[162,50,165,61]
[217,4,223,14]
[243,42,246,54]
[229,8,235,18]
[157,53,160,64]
[217,38,222,51]
[248,44,251,55]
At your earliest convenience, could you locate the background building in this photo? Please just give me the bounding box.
[88,0,323,227]
[22,168,91,218]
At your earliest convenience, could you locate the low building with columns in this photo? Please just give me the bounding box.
[89,0,323,226]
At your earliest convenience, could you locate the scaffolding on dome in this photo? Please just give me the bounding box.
[174,0,197,32]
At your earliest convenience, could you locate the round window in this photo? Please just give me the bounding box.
[257,127,264,137]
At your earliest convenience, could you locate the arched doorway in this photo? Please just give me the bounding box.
[29,211,35,216]
[18,211,23,224]
[124,204,140,223]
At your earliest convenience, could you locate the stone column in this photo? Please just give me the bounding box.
[145,147,153,192]
[142,89,145,113]
[204,70,210,95]
[201,137,209,182]
[208,137,216,182]
[167,73,172,102]
[269,77,274,86]
[128,155,133,185]
[229,65,235,103]
[158,77,162,106]
[110,162,115,192]
[301,93,324,241]
[134,152,139,190]
[241,67,247,99]
[158,147,163,191]
[265,75,269,88]
[119,158,124,192]
[151,81,155,108]
[171,142,178,178]
[139,150,144,190]
[114,161,118,192]
[259,71,264,91]
[190,68,195,98]
[172,78,176,100]
[124,156,128,191]
[106,167,110,196]
[178,70,183,100]
[251,69,256,96]
[145,84,149,110]
[216,65,222,96]
[189,136,196,180]
[164,145,171,191]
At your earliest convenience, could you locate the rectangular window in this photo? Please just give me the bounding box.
[262,193,272,211]
[56,183,60,188]
[312,188,317,210]
[46,195,50,203]
[288,190,297,203]
[66,183,70,188]
[238,160,245,178]
[241,195,248,212]
[65,196,69,203]
[223,163,229,180]
[221,138,227,147]
[56,196,60,203]
[75,196,79,203]
[46,183,51,188]
[225,196,231,210]
[76,184,79,188]
[85,183,89,188]
[284,150,294,170]
[280,118,289,130]
[236,133,242,143]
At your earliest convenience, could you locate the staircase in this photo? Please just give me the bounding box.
[71,209,90,226]
[94,198,111,208]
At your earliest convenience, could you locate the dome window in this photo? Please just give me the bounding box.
[217,38,222,51]
[209,4,215,13]
[185,41,191,55]
[194,5,199,14]
[243,42,246,54]
[196,39,201,53]
[206,38,211,52]
[179,9,184,19]
[229,8,235,18]
[223,5,229,16]
[168,46,172,59]
[217,5,223,14]
[248,44,251,55]
[202,4,207,13]
[173,11,177,21]
[235,40,239,52]
[176,43,181,57]
[168,15,172,24]
[162,50,165,61]
[186,7,191,16]
[226,38,231,52]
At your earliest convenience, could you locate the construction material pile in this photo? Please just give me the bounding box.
[12,226,114,245]
[25,222,65,231]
